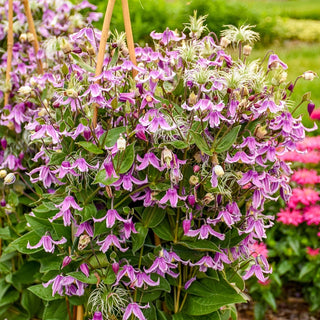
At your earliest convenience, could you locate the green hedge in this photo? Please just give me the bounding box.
[90,0,277,45]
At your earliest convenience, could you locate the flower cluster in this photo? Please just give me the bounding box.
[0,6,311,319]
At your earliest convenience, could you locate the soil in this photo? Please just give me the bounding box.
[238,298,320,320]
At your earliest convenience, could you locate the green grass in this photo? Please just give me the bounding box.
[250,42,320,129]
[241,0,320,20]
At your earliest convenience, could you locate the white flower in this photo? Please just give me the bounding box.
[302,71,318,81]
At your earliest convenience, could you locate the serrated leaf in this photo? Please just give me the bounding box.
[215,125,241,153]
[77,141,103,154]
[152,217,173,241]
[190,131,213,156]
[43,299,68,320]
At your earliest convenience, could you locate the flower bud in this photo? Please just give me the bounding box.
[26,32,35,42]
[87,45,95,56]
[1,138,7,149]
[243,45,252,56]
[188,92,197,106]
[4,173,16,185]
[193,165,200,173]
[78,234,90,250]
[61,39,73,54]
[7,122,15,131]
[254,125,268,139]
[117,134,126,151]
[62,256,72,268]
[220,37,231,48]
[0,170,7,178]
[203,193,214,205]
[308,102,315,116]
[302,71,317,81]
[188,195,196,207]
[92,312,103,320]
[162,147,173,168]
[214,165,224,177]
[0,199,6,207]
[80,263,90,277]
[182,219,191,234]
[18,86,32,95]
[19,33,27,42]
[288,82,294,92]
[189,175,199,185]
[112,262,120,274]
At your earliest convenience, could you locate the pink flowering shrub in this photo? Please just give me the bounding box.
[248,135,320,318]
[0,3,315,320]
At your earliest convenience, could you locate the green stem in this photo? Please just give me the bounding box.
[114,184,150,209]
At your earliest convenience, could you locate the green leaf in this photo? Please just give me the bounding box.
[113,142,135,174]
[10,231,42,254]
[131,223,148,253]
[173,311,221,320]
[70,53,95,73]
[0,289,19,308]
[21,291,42,317]
[43,299,68,320]
[183,277,246,315]
[48,152,67,165]
[177,240,220,253]
[142,206,166,228]
[77,141,103,154]
[166,140,189,149]
[0,226,12,240]
[215,125,241,153]
[190,131,213,156]
[93,170,119,186]
[61,63,69,75]
[299,263,316,280]
[26,215,54,237]
[40,255,63,273]
[101,126,126,148]
[262,291,277,311]
[110,47,119,67]
[28,284,63,302]
[82,204,97,221]
[219,229,247,248]
[67,271,98,284]
[152,217,173,241]
[254,302,267,320]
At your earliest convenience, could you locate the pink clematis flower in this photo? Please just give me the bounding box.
[27,233,67,253]
[123,302,150,320]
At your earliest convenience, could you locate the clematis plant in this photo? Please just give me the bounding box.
[0,4,315,320]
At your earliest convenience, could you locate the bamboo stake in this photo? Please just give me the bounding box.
[4,0,14,107]
[121,0,137,77]
[22,0,43,74]
[92,0,117,128]
[76,305,83,320]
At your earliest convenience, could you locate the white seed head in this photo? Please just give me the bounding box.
[19,33,27,42]
[66,88,78,98]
